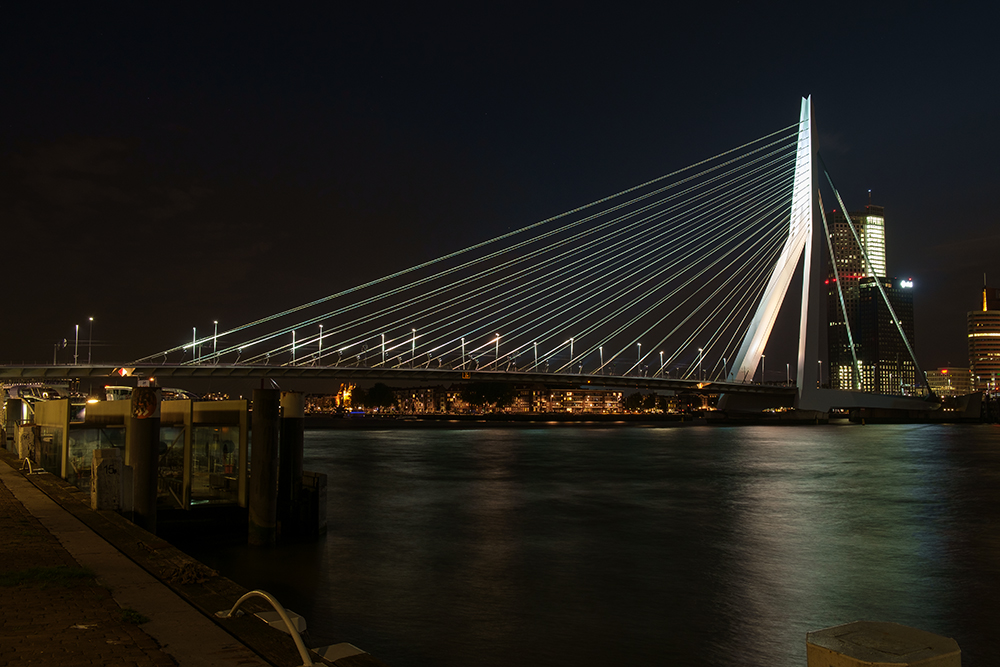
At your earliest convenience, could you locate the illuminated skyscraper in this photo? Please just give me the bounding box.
[826,204,888,389]
[968,284,1000,392]
[857,276,915,394]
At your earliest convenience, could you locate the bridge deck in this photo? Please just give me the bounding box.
[0,364,795,396]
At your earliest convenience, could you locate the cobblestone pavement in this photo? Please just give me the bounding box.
[0,473,178,666]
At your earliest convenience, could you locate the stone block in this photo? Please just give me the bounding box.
[807,621,960,667]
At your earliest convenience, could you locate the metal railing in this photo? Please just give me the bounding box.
[19,458,44,474]
[215,589,314,666]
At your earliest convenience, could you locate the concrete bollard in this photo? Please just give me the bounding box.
[92,448,124,511]
[807,621,960,666]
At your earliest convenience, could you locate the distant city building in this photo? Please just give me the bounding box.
[925,367,972,397]
[968,285,1000,392]
[826,204,913,392]
[856,276,916,394]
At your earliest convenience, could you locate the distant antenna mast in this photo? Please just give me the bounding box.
[868,188,872,206]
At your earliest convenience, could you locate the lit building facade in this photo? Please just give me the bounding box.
[968,285,1000,392]
[856,277,916,394]
[826,204,892,390]
[925,367,973,397]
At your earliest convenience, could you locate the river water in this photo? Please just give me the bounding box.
[186,424,1000,666]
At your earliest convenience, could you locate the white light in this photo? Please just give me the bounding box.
[900,280,913,289]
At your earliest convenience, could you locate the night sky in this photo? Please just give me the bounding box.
[3,4,996,372]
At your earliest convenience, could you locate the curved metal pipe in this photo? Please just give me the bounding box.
[215,589,313,666]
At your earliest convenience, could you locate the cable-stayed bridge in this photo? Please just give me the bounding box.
[4,97,935,414]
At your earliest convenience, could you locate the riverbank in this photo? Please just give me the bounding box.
[0,448,388,667]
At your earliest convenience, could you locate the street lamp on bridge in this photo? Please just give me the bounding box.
[698,347,703,382]
[88,317,94,365]
[318,324,324,365]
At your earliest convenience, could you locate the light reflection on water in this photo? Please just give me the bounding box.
[185,424,1000,666]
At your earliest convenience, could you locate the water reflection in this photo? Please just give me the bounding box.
[181,424,1000,666]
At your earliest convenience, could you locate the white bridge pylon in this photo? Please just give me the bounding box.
[727,96,820,408]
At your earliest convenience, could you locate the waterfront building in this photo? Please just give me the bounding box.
[511,386,623,413]
[968,285,1000,392]
[925,367,973,397]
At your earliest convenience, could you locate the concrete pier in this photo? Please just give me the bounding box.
[278,391,304,538]
[249,388,280,546]
[126,387,161,533]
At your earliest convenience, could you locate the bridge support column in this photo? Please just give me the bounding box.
[249,388,280,546]
[278,391,304,539]
[126,387,161,534]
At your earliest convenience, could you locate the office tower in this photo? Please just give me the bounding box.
[968,284,1000,392]
[856,276,915,394]
[826,204,889,390]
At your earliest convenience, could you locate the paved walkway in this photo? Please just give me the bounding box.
[0,457,269,667]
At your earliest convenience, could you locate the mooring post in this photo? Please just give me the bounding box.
[249,388,281,546]
[278,391,305,539]
[126,386,161,534]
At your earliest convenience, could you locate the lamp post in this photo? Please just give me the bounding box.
[318,324,324,365]
[659,351,664,377]
[786,362,790,385]
[73,324,79,365]
[213,320,218,364]
[533,341,538,370]
[599,346,603,370]
[637,343,641,376]
[292,330,297,364]
[381,333,385,366]
[496,334,501,367]
[88,317,94,364]
[722,356,727,380]
[192,327,197,363]
[698,347,703,382]
[461,337,466,369]
[569,337,574,362]
[818,360,822,388]
[411,329,416,367]
[761,354,766,385]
